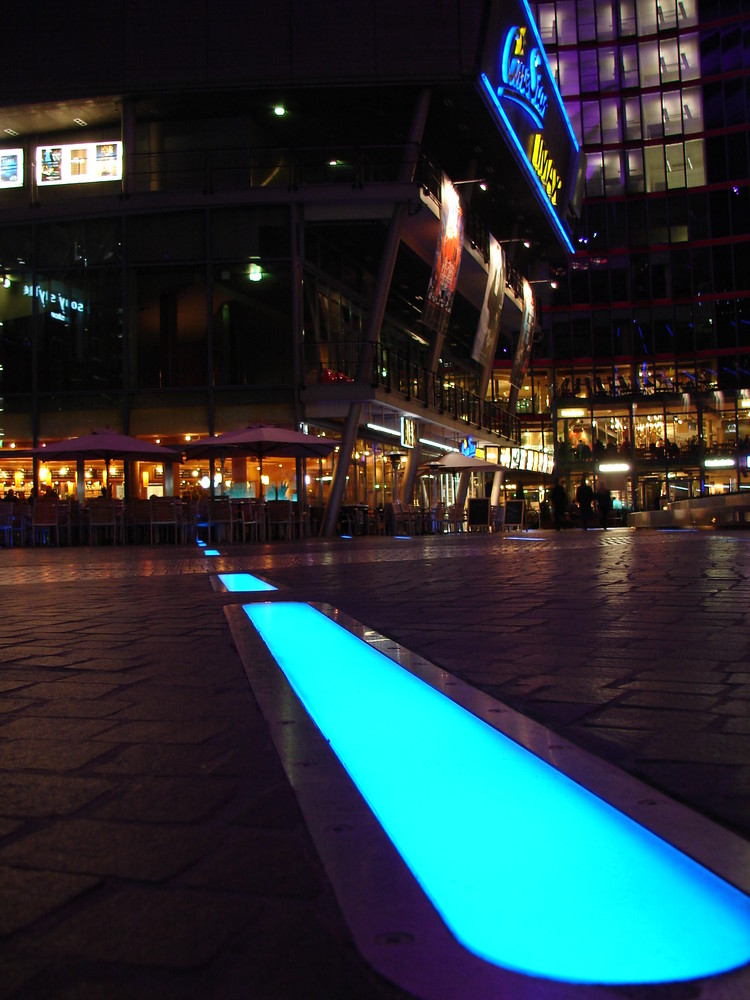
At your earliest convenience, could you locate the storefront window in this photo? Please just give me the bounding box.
[702,400,737,453]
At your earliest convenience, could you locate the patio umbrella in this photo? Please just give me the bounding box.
[421,451,500,473]
[183,424,339,499]
[34,430,182,463]
[34,431,182,495]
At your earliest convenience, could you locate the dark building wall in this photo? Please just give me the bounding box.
[4,1,489,103]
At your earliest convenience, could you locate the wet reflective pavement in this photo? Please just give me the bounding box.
[1,528,748,998]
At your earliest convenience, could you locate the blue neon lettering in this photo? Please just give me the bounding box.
[499,27,548,127]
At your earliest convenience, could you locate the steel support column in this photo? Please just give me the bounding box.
[320,88,431,537]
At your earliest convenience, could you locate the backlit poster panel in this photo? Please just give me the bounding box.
[0,149,23,189]
[422,175,464,337]
[471,235,505,367]
[509,279,536,396]
[36,141,123,185]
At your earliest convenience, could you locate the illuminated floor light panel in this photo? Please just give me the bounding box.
[217,573,276,593]
[244,601,750,990]
[203,549,220,556]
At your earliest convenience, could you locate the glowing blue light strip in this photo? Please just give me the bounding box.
[218,573,276,593]
[519,0,579,153]
[246,601,750,985]
[204,549,220,556]
[480,73,575,254]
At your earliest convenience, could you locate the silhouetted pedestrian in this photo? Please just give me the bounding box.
[596,484,613,530]
[575,475,594,530]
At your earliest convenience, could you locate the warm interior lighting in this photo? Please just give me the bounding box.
[598,462,631,473]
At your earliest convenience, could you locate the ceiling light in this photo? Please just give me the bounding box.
[73,118,87,127]
[4,128,19,137]
[273,105,286,117]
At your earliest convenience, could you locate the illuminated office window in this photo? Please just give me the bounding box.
[604,151,625,195]
[641,92,664,139]
[619,0,637,34]
[676,0,697,27]
[580,51,599,92]
[537,3,557,44]
[657,0,677,30]
[578,0,596,40]
[566,101,583,145]
[586,152,604,196]
[681,87,703,133]
[556,1,578,44]
[621,44,640,87]
[598,47,619,89]
[639,40,661,87]
[624,97,642,140]
[636,0,658,35]
[665,143,686,190]
[583,102,602,144]
[679,35,700,81]
[644,146,666,192]
[596,2,616,40]
[661,91,683,136]
[684,139,705,187]
[659,38,680,84]
[558,50,581,97]
[601,99,621,143]
[626,149,645,193]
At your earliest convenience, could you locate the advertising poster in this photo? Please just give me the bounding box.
[40,147,63,183]
[422,175,464,336]
[0,150,23,188]
[95,143,119,179]
[36,141,122,186]
[471,235,505,367]
[509,278,536,396]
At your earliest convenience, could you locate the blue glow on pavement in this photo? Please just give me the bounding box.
[245,601,750,985]
[218,573,276,593]
[204,549,220,556]
[197,540,207,546]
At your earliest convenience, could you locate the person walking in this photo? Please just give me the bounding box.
[575,475,594,530]
[596,484,613,530]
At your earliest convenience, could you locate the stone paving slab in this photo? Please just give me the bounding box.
[0,529,749,998]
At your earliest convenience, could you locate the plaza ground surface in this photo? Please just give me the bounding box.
[1,527,749,998]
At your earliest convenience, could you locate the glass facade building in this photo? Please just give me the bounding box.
[520,0,750,511]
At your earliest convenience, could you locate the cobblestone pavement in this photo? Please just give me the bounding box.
[0,528,748,998]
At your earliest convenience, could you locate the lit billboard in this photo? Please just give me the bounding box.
[478,0,581,252]
[36,141,122,186]
[0,149,23,189]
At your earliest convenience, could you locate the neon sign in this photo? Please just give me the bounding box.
[531,134,562,206]
[479,0,580,254]
[400,417,415,450]
[500,26,548,128]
